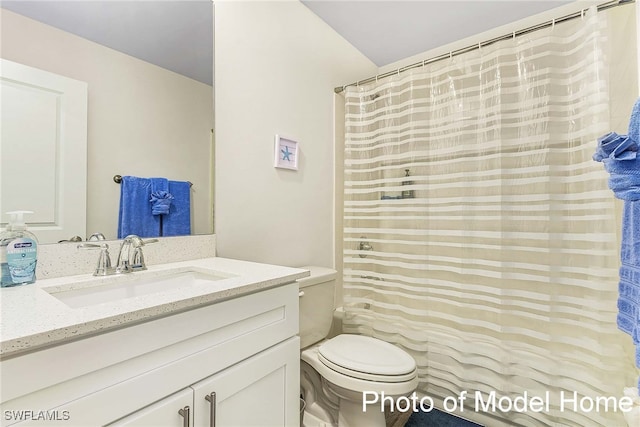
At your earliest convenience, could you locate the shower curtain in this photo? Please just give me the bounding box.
[342,8,637,427]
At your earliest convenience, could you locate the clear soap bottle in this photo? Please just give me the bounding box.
[1,211,38,287]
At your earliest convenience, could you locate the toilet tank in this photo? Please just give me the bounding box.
[298,266,337,349]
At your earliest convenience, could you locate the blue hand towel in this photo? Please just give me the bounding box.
[593,132,630,161]
[149,177,173,215]
[162,180,191,236]
[594,132,640,200]
[117,176,160,238]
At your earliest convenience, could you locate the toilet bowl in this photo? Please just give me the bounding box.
[298,266,418,427]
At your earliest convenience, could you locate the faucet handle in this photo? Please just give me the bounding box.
[78,243,114,276]
[122,235,158,245]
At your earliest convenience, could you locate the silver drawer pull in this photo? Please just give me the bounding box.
[205,391,217,427]
[178,406,190,427]
[298,291,305,297]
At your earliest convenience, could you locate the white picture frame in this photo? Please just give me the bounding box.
[274,135,299,170]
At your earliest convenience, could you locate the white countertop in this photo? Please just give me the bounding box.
[0,257,309,358]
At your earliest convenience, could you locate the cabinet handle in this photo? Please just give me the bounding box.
[178,406,190,427]
[205,392,217,427]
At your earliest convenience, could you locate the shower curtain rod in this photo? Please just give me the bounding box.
[334,0,634,94]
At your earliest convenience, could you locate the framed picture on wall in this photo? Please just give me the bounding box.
[274,135,299,170]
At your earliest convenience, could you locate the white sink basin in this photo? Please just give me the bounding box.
[45,270,234,308]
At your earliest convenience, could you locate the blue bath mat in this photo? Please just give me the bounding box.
[404,408,482,427]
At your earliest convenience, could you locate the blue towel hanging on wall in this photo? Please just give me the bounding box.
[117,176,160,238]
[117,176,191,238]
[593,98,640,393]
[163,180,191,236]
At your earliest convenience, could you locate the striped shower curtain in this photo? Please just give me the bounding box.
[342,8,636,427]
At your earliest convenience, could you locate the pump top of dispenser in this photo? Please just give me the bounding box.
[6,211,33,231]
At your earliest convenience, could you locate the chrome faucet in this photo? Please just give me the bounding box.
[115,235,158,274]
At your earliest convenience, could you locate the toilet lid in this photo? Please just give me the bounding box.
[318,335,416,382]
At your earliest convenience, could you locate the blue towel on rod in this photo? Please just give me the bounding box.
[117,176,160,238]
[149,177,173,216]
[162,180,191,236]
[619,207,640,346]
[594,98,640,392]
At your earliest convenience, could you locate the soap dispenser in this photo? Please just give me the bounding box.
[1,211,38,287]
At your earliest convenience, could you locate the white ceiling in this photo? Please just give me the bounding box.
[301,0,573,66]
[1,0,577,86]
[0,0,214,85]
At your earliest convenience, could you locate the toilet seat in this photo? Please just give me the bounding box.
[318,335,417,383]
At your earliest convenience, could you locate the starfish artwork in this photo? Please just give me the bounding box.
[274,135,299,170]
[281,146,293,162]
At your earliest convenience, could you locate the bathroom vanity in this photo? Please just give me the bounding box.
[0,257,307,426]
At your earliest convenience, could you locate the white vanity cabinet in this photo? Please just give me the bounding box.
[0,282,300,427]
[110,338,299,427]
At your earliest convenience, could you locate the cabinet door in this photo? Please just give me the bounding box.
[107,388,193,427]
[191,337,300,427]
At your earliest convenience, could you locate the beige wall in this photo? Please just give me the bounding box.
[607,4,638,133]
[1,9,214,241]
[214,0,376,267]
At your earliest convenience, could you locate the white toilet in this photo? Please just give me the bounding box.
[298,266,418,427]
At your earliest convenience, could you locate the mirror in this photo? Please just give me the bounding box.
[0,1,214,244]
